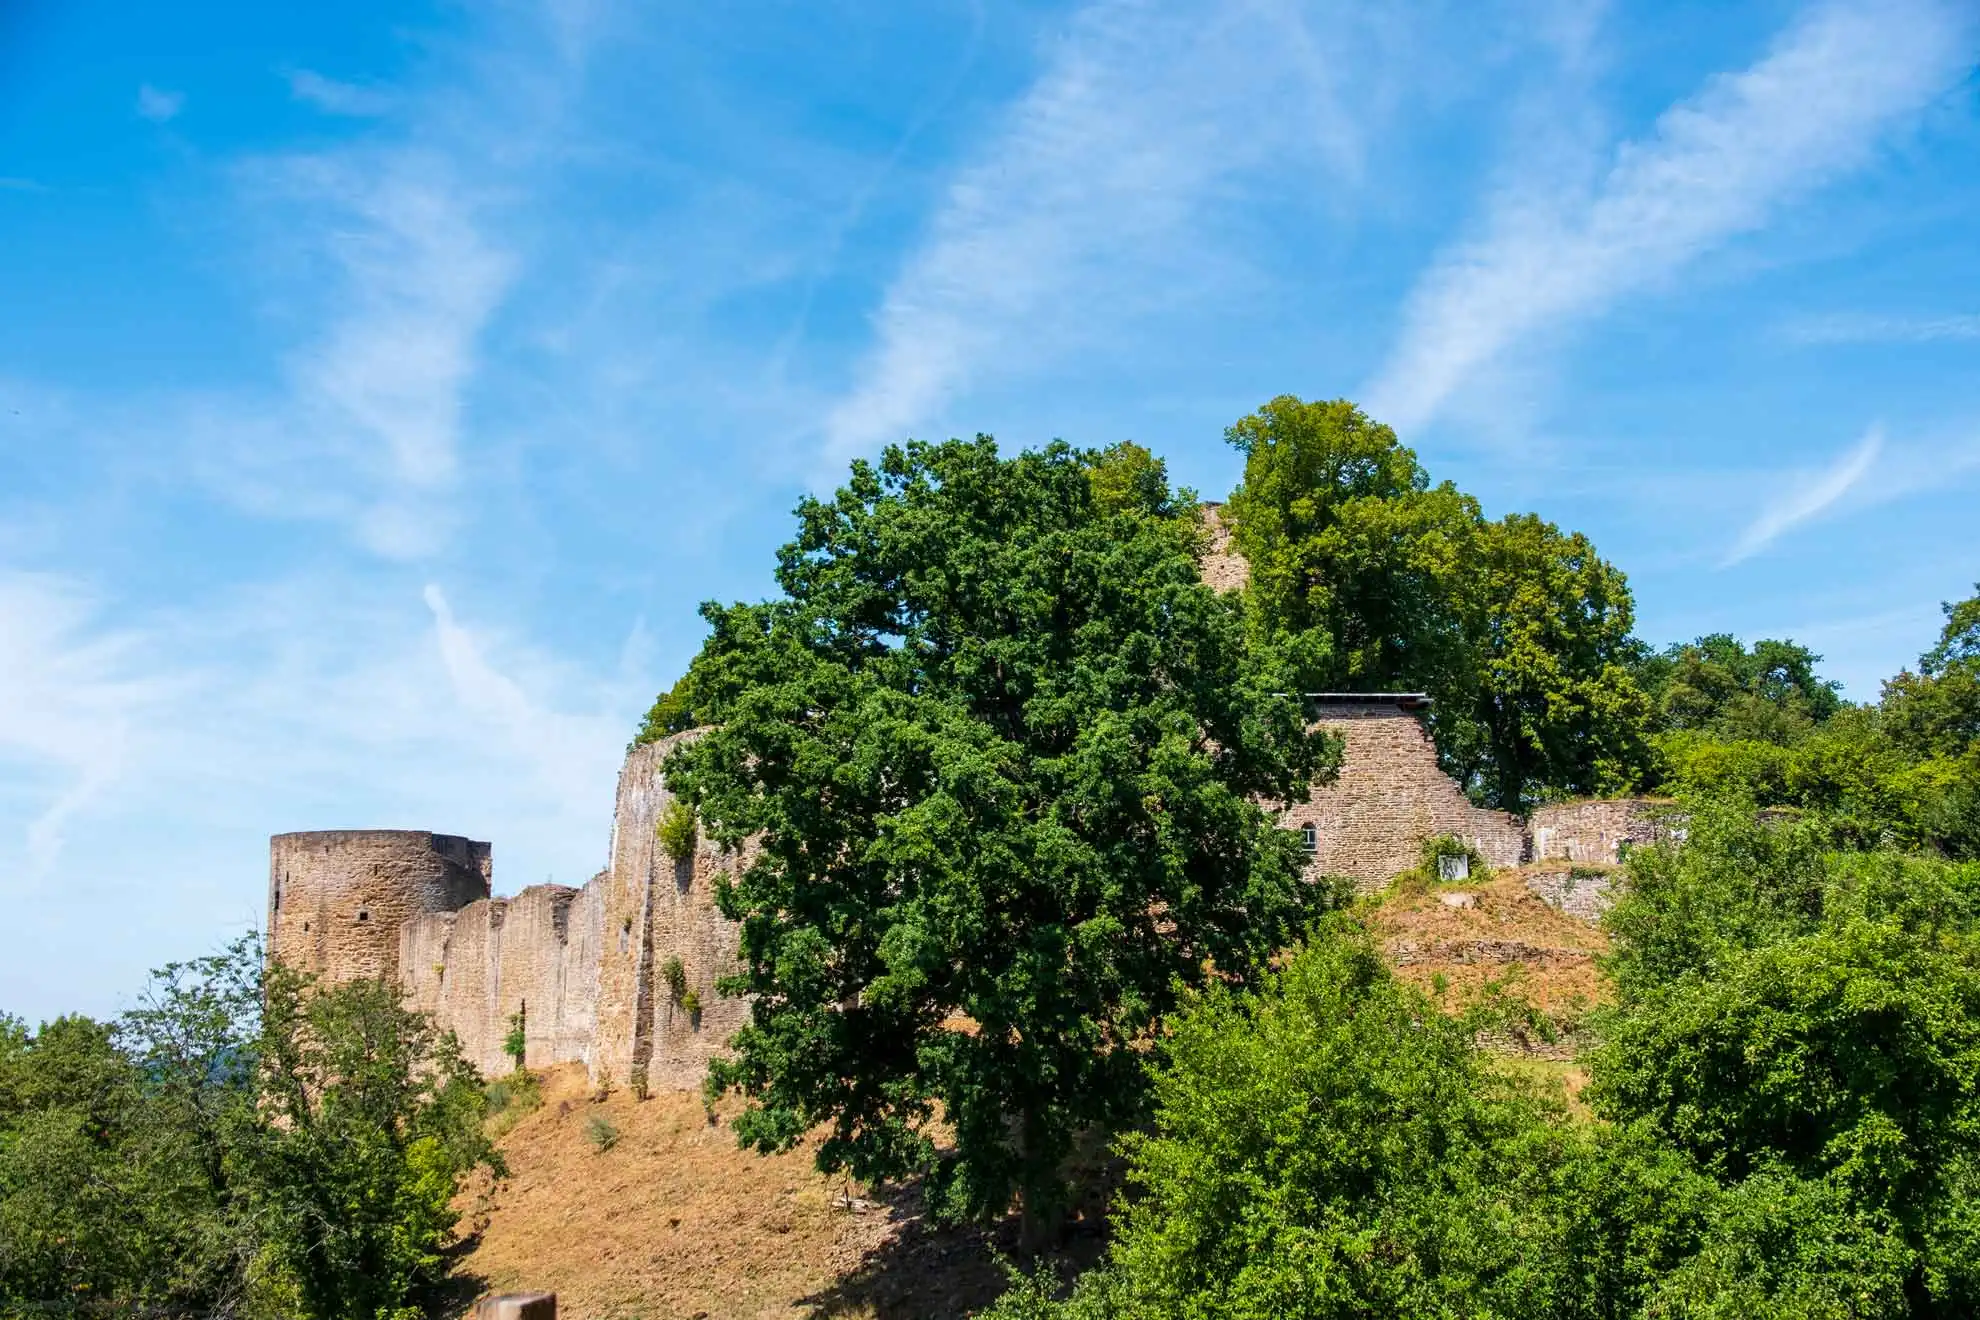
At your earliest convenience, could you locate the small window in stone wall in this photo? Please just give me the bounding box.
[356,909,371,924]
[1438,853,1470,882]
[1300,823,1319,855]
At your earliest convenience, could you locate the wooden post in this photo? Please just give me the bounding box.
[478,1293,556,1320]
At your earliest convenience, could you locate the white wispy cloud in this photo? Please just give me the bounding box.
[0,574,166,878]
[817,0,1412,473]
[1723,427,1883,565]
[1780,311,1980,344]
[1366,0,1975,434]
[284,68,396,117]
[187,0,609,559]
[136,84,185,122]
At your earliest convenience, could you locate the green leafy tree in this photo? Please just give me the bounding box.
[1634,633,1843,744]
[0,937,500,1320]
[664,436,1336,1229]
[1222,395,1649,809]
[1441,512,1650,809]
[1883,585,1980,761]
[247,963,501,1320]
[1591,805,1980,1313]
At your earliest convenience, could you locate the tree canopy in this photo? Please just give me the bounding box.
[1222,395,1648,810]
[0,937,498,1320]
[1633,634,1844,745]
[660,436,1337,1227]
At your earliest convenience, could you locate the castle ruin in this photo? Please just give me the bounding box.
[269,521,1668,1088]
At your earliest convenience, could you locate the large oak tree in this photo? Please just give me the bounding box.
[656,437,1335,1227]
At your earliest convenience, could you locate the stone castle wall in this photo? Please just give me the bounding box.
[1286,704,1528,890]
[1530,798,1672,865]
[594,735,749,1094]
[399,878,604,1078]
[268,831,491,987]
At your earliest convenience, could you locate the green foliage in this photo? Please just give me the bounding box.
[678,988,701,1017]
[0,936,500,1320]
[1590,806,1980,1313]
[503,1003,527,1071]
[985,923,1710,1319]
[248,963,502,1320]
[484,1068,543,1139]
[1418,831,1488,883]
[584,1115,620,1153]
[635,670,706,747]
[657,799,698,862]
[666,435,1338,1227]
[1222,395,1649,810]
[1634,633,1843,744]
[662,955,688,1002]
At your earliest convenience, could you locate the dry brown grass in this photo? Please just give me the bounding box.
[449,1066,1102,1320]
[451,870,1616,1315]
[1363,868,1612,1023]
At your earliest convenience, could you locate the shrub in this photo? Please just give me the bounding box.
[503,1005,527,1071]
[662,955,688,1003]
[657,800,698,862]
[585,1115,620,1153]
[484,1068,542,1138]
[987,919,1601,1318]
[679,988,702,1018]
[1419,832,1488,883]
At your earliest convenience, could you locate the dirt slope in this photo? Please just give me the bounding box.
[450,1066,1095,1320]
[453,874,1609,1317]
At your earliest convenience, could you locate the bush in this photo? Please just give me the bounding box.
[1588,806,1980,1308]
[1419,831,1488,883]
[484,1068,543,1138]
[657,799,697,862]
[679,988,702,1017]
[990,920,1603,1318]
[585,1115,620,1153]
[662,955,688,1003]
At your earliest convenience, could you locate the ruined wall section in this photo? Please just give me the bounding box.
[399,877,603,1079]
[1197,503,1252,594]
[1283,706,1527,891]
[269,831,491,987]
[1529,798,1671,865]
[592,734,749,1092]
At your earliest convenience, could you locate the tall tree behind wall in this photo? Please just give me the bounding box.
[1223,395,1650,811]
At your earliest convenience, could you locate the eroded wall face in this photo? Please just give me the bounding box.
[398,878,604,1078]
[268,831,491,987]
[1529,799,1670,865]
[1284,707,1527,890]
[591,734,749,1092]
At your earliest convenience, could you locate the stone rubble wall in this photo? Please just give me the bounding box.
[1285,705,1529,891]
[1521,865,1621,923]
[1529,798,1673,865]
[593,734,750,1094]
[1197,503,1252,594]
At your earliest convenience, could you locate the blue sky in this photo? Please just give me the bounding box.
[2,0,1977,1021]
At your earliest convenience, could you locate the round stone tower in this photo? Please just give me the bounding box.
[268,831,491,986]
